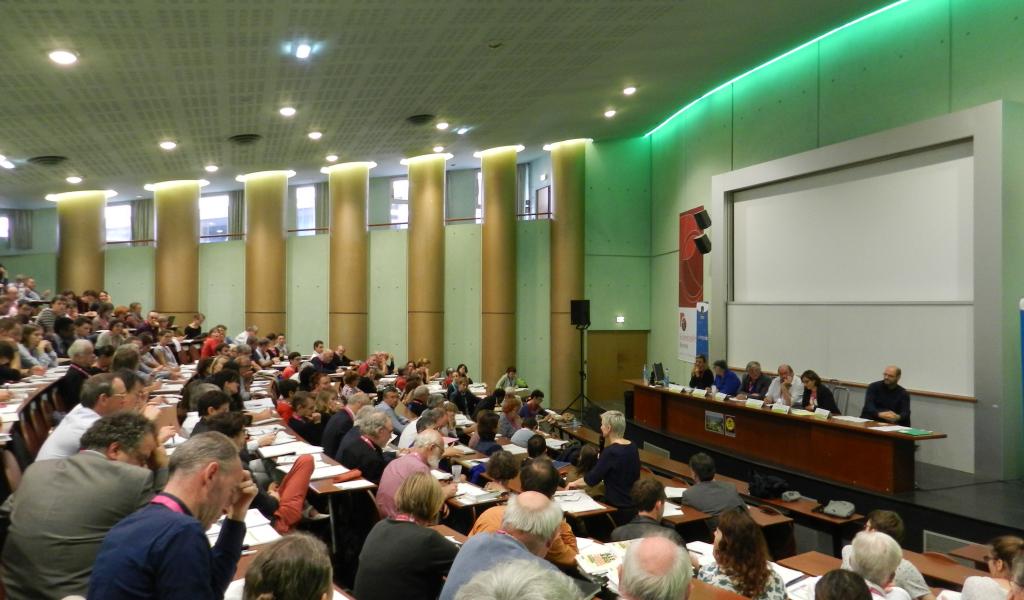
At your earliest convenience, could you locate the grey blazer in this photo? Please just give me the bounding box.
[1,451,167,600]
[677,480,746,516]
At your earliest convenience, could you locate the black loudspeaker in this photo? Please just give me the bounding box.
[694,209,711,230]
[695,234,712,255]
[570,299,591,327]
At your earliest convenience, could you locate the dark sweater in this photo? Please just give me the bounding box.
[739,374,771,398]
[585,442,641,509]
[861,381,911,425]
[354,519,458,600]
[799,385,840,414]
[689,369,714,389]
[339,433,390,484]
[87,494,244,600]
[288,416,323,446]
[321,410,355,459]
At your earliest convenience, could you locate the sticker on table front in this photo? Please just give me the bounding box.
[814,408,831,420]
[704,411,737,437]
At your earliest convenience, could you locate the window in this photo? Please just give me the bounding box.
[390,178,409,228]
[295,185,316,236]
[474,171,483,222]
[199,194,230,243]
[104,204,132,242]
[0,216,8,239]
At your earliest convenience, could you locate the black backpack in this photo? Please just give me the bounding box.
[749,471,789,499]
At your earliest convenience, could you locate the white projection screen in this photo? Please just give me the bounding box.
[727,142,974,396]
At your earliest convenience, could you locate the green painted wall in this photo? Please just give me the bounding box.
[198,241,245,336]
[286,234,329,354]
[444,225,482,377]
[368,230,408,360]
[368,177,392,226]
[446,169,479,222]
[2,253,56,294]
[516,220,550,396]
[104,246,155,311]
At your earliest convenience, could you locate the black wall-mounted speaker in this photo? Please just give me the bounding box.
[694,209,711,230]
[695,234,712,254]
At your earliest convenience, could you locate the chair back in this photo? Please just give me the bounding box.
[828,380,851,414]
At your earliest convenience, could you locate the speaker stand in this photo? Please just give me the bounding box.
[561,324,591,417]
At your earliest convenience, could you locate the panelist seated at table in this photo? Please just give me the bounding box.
[797,370,841,414]
[689,354,714,389]
[712,360,741,396]
[840,510,933,600]
[737,361,771,399]
[764,364,804,406]
[861,366,912,426]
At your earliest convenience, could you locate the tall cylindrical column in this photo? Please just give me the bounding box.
[477,146,522,389]
[404,153,450,367]
[548,139,589,410]
[152,180,203,325]
[325,162,375,357]
[241,170,291,336]
[48,190,109,293]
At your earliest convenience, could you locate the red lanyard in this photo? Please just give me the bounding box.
[392,514,416,523]
[150,493,186,514]
[360,435,376,450]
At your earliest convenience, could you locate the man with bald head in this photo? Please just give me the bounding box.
[619,535,692,600]
[862,366,911,426]
[765,363,803,406]
[440,491,565,600]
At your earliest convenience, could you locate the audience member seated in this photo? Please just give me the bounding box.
[49,316,78,357]
[38,371,140,460]
[36,297,67,334]
[0,343,22,383]
[333,344,352,366]
[495,365,518,390]
[355,472,459,600]
[847,530,914,600]
[200,327,226,359]
[699,508,787,600]
[251,338,274,367]
[469,459,579,569]
[862,365,912,425]
[678,452,745,517]
[210,368,244,411]
[689,353,714,389]
[152,330,179,368]
[93,343,115,372]
[469,411,503,456]
[287,391,323,446]
[798,369,841,414]
[738,360,771,399]
[473,386,505,420]
[322,391,370,459]
[611,479,684,544]
[454,560,583,600]
[815,569,872,600]
[711,359,741,396]
[2,413,167,600]
[274,378,299,422]
[498,392,523,438]
[281,351,302,380]
[619,535,693,600]
[375,384,409,434]
[223,533,332,600]
[840,510,933,600]
[441,491,565,600]
[73,315,94,340]
[181,313,205,339]
[565,444,605,498]
[510,416,542,447]
[339,370,360,398]
[567,410,640,524]
[519,389,546,419]
[482,449,519,493]
[404,383,431,417]
[525,434,551,462]
[449,376,475,415]
[310,348,340,373]
[96,319,127,350]
[87,432,258,599]
[339,409,394,483]
[18,323,58,369]
[938,535,1023,600]
[376,429,455,518]
[765,363,803,406]
[189,389,232,437]
[399,406,442,449]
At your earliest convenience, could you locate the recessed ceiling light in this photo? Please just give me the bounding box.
[279,106,296,117]
[540,173,547,181]
[604,109,617,118]
[159,140,177,150]
[308,131,322,140]
[48,50,78,65]
[0,161,14,170]
[456,127,469,135]
[325,154,338,162]
[436,121,449,130]
[66,176,82,184]
[295,43,312,59]
[623,86,637,96]
[205,165,219,173]
[433,145,444,153]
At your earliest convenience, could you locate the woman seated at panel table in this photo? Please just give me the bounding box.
[689,354,714,389]
[797,369,841,414]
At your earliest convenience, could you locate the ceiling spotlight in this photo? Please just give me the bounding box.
[623,86,637,95]
[433,145,444,153]
[540,173,547,181]
[456,127,469,135]
[205,165,219,173]
[48,49,78,65]
[436,121,449,130]
[279,106,296,117]
[325,154,338,162]
[66,176,82,184]
[0,161,14,170]
[308,131,322,140]
[159,140,177,150]
[604,109,617,118]
[295,43,312,59]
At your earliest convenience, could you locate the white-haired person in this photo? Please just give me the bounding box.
[619,534,692,600]
[454,560,582,600]
[847,530,913,600]
[567,410,641,524]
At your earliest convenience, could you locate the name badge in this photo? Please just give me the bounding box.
[713,392,728,402]
[771,403,790,414]
[745,399,765,409]
[691,389,706,398]
[814,408,832,420]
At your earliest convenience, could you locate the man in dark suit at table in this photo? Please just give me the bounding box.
[861,366,911,426]
[738,361,771,399]
[678,453,744,518]
[2,412,168,600]
[338,409,394,483]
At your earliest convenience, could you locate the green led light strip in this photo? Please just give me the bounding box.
[644,0,914,137]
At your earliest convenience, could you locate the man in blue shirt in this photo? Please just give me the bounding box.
[88,432,258,600]
[712,359,741,396]
[374,385,409,434]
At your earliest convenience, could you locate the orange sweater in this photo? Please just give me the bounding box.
[467,504,578,568]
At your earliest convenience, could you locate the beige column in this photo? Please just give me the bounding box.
[404,153,450,367]
[477,146,523,388]
[324,162,375,357]
[240,170,292,336]
[151,180,204,324]
[547,139,589,410]
[47,190,111,293]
